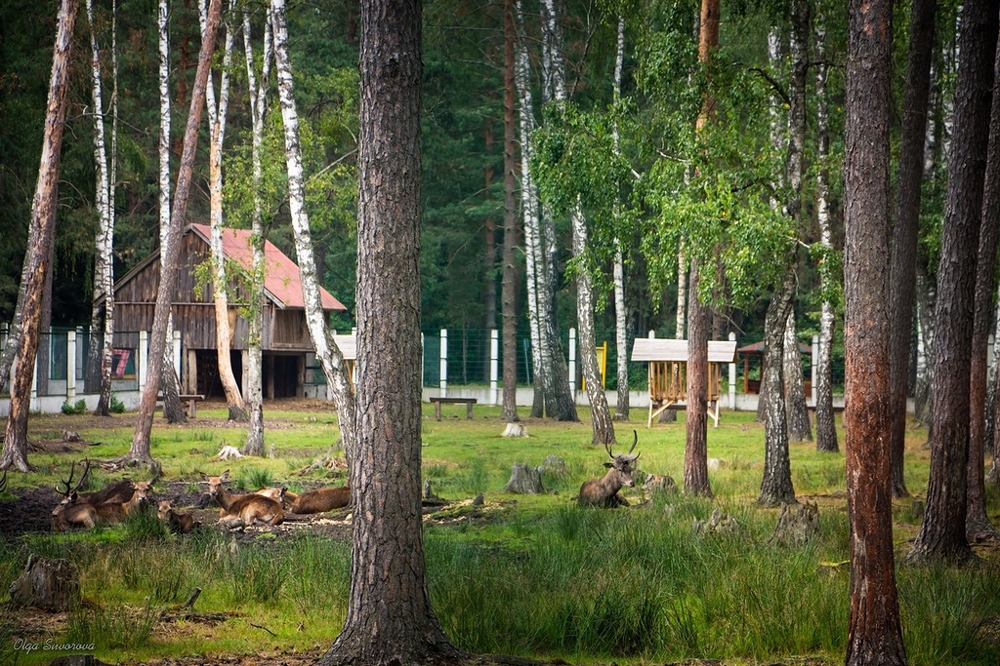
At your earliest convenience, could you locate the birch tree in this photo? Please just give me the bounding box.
[271,0,357,461]
[126,0,223,466]
[200,0,247,421]
[612,14,630,421]
[241,3,272,456]
[84,0,116,416]
[813,13,838,454]
[1,0,79,472]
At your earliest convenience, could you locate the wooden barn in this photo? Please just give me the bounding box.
[112,224,348,399]
[631,338,738,428]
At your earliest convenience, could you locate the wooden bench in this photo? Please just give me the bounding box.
[428,396,477,421]
[158,393,205,418]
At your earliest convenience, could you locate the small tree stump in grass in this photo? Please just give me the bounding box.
[8,555,80,611]
[501,422,528,437]
[769,501,819,545]
[503,462,544,494]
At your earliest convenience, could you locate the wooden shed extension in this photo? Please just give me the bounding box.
[631,339,737,428]
[112,224,348,398]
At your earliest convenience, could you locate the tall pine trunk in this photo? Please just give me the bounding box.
[889,0,936,495]
[500,0,519,426]
[965,37,1000,542]
[318,0,461,661]
[843,0,906,659]
[908,0,998,565]
[1,0,79,472]
[128,0,223,465]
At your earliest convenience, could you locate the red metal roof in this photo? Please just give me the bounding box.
[190,224,346,312]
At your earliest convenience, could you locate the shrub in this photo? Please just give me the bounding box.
[61,399,88,415]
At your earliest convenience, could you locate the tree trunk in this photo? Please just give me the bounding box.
[319,1,461,662]
[271,0,357,464]
[500,0,519,425]
[612,15,629,422]
[843,1,907,660]
[86,0,115,417]
[966,36,1000,543]
[783,311,812,442]
[758,272,797,507]
[0,264,30,395]
[241,3,272,456]
[532,0,577,423]
[913,266,935,427]
[909,0,997,565]
[573,205,614,445]
[127,0,223,465]
[200,0,247,422]
[1,0,78,473]
[514,0,545,420]
[889,0,936,496]
[684,258,711,496]
[814,14,838,454]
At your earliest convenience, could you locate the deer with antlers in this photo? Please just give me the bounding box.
[204,471,284,529]
[51,460,158,531]
[578,431,641,508]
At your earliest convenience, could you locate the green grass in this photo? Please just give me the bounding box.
[0,404,997,665]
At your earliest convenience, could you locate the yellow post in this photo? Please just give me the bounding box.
[582,341,608,390]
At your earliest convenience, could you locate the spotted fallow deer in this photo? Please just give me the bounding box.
[578,431,641,508]
[204,471,284,529]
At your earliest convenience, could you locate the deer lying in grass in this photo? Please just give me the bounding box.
[282,483,350,514]
[157,500,200,533]
[51,480,153,531]
[578,431,640,508]
[205,471,284,529]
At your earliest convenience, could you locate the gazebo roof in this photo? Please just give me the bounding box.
[736,340,812,356]
[631,339,737,363]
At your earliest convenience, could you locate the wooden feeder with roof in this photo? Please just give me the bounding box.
[630,338,738,428]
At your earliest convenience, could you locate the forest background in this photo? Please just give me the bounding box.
[0,0,947,387]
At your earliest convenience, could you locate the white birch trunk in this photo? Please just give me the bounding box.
[85,0,115,415]
[515,1,546,417]
[242,4,272,456]
[814,15,838,452]
[612,14,629,420]
[271,0,356,460]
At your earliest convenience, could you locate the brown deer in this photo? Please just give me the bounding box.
[157,500,200,533]
[51,480,153,531]
[205,471,284,529]
[578,431,641,508]
[643,473,677,494]
[282,484,350,514]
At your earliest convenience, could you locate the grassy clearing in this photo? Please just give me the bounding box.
[1,403,998,665]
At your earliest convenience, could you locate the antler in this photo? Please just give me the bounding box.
[604,440,615,459]
[628,430,638,455]
[55,459,91,497]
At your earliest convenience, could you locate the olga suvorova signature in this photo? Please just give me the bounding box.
[13,638,96,653]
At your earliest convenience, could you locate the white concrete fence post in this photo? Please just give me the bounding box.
[489,328,498,405]
[439,328,448,397]
[728,331,737,410]
[138,330,148,393]
[173,330,182,386]
[66,330,77,402]
[568,327,577,394]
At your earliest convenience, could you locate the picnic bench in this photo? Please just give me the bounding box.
[157,393,205,418]
[428,396,477,421]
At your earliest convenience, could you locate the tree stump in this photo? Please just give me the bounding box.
[769,501,819,545]
[502,462,544,494]
[691,508,740,536]
[48,656,111,666]
[8,555,80,611]
[501,422,528,437]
